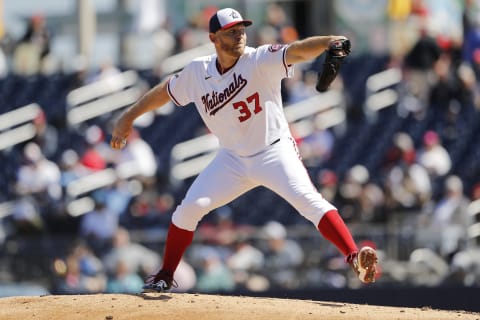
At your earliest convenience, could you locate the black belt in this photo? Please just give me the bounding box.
[270,138,280,145]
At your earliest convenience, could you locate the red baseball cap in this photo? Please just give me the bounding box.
[209,8,253,33]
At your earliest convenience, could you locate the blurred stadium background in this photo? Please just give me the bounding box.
[1,0,480,312]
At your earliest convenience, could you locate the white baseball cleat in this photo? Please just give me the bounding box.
[350,246,378,284]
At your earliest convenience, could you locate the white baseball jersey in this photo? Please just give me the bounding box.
[165,43,337,232]
[167,44,293,157]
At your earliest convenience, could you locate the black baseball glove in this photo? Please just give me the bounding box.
[315,38,351,92]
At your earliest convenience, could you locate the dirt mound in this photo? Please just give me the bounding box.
[0,293,479,320]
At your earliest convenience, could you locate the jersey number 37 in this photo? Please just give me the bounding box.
[233,92,263,122]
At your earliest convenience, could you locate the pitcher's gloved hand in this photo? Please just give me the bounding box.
[315,38,351,92]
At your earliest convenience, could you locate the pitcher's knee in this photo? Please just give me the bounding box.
[171,197,213,231]
[297,196,337,226]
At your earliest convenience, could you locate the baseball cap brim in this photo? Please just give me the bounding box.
[219,20,252,31]
[209,8,253,33]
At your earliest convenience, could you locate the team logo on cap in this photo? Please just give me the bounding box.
[229,10,239,19]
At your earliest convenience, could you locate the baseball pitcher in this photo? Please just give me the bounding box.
[110,8,378,292]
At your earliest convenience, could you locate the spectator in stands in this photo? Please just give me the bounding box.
[386,0,414,63]
[260,221,304,289]
[102,227,160,278]
[382,132,432,212]
[98,181,135,218]
[416,130,452,179]
[316,169,339,204]
[429,51,478,142]
[283,69,319,105]
[462,4,480,78]
[114,128,158,183]
[12,14,52,76]
[297,116,335,167]
[9,195,44,235]
[197,206,253,254]
[106,259,144,293]
[79,191,119,255]
[417,175,471,257]
[79,125,114,172]
[445,245,480,287]
[263,2,298,44]
[59,149,89,188]
[336,165,385,222]
[30,108,59,159]
[124,187,174,228]
[53,242,106,294]
[226,234,266,290]
[15,142,62,204]
[86,59,121,84]
[195,247,235,293]
[403,24,442,115]
[175,6,213,52]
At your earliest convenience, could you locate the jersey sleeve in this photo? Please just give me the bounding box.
[166,64,194,107]
[255,44,294,80]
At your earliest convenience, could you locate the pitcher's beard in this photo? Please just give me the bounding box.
[220,43,244,58]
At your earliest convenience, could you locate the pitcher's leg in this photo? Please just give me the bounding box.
[155,150,253,286]
[256,137,358,256]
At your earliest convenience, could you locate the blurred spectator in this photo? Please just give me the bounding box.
[198,206,253,253]
[175,6,213,51]
[15,142,62,202]
[102,227,160,277]
[29,108,59,159]
[79,125,114,172]
[106,259,144,293]
[260,221,304,289]
[387,0,414,61]
[455,62,480,109]
[263,2,298,44]
[98,181,135,217]
[195,247,235,293]
[79,193,119,255]
[226,235,265,289]
[124,187,174,228]
[53,242,106,294]
[297,118,335,167]
[12,14,52,75]
[445,248,480,287]
[417,175,471,257]
[316,169,339,204]
[114,128,158,182]
[382,132,432,212]
[124,0,175,71]
[59,149,89,189]
[86,59,121,84]
[407,248,449,286]
[416,130,452,179]
[403,24,442,113]
[283,69,319,105]
[462,4,480,77]
[9,195,44,235]
[336,165,385,222]
[429,52,456,115]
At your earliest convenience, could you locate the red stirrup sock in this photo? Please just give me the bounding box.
[161,222,194,275]
[317,210,358,259]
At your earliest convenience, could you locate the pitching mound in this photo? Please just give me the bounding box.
[0,293,479,320]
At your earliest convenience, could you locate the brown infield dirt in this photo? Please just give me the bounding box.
[0,293,479,320]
